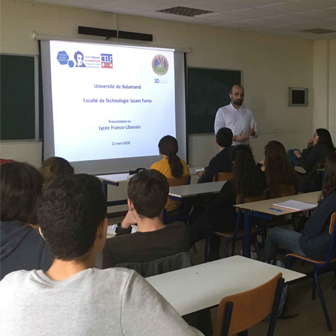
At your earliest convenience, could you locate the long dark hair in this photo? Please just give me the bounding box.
[158,136,183,178]
[232,145,265,197]
[321,152,336,200]
[316,128,335,150]
[264,141,298,194]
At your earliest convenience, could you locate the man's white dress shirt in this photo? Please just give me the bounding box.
[214,103,259,146]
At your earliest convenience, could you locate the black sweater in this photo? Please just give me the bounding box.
[198,147,233,183]
[0,221,53,280]
[299,192,336,260]
[299,144,334,183]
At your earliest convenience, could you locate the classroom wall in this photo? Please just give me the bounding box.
[1,0,316,211]
[312,39,336,144]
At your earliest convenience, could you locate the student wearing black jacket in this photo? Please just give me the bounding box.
[0,162,53,280]
[290,129,335,192]
[197,127,233,183]
[264,152,336,262]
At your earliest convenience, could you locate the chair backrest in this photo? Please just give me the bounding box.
[326,212,336,264]
[269,184,296,199]
[115,251,193,278]
[167,175,190,187]
[216,273,283,336]
[213,172,233,182]
[236,188,269,207]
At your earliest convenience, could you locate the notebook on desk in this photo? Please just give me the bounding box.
[273,200,318,211]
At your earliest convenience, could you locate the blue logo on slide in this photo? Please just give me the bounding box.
[57,51,69,65]
[101,54,113,69]
[152,55,169,76]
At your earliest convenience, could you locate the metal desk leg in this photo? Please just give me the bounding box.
[103,182,108,200]
[243,210,251,258]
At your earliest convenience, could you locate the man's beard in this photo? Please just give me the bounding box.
[232,99,243,106]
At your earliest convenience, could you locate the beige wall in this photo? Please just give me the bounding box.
[313,39,336,143]
[1,0,317,210]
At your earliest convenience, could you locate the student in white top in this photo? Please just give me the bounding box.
[0,174,203,336]
[214,84,259,146]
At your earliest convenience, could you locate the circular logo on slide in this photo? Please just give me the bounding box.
[152,55,169,76]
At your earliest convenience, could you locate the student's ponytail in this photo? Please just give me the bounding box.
[158,136,183,178]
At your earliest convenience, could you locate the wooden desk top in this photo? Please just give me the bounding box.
[234,191,320,216]
[146,256,305,316]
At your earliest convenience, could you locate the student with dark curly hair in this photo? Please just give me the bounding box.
[259,141,298,198]
[0,174,202,336]
[0,162,52,280]
[40,156,74,187]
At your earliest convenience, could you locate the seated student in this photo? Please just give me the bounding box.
[103,169,189,268]
[287,128,335,192]
[264,152,336,262]
[190,145,266,258]
[197,127,233,183]
[259,141,298,198]
[40,156,74,186]
[151,135,189,213]
[0,162,52,280]
[0,174,202,336]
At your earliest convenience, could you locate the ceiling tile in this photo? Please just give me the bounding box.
[257,2,316,14]
[295,9,336,20]
[261,14,313,25]
[145,0,199,4]
[222,7,283,19]
[111,0,170,11]
[289,0,336,10]
[186,1,242,12]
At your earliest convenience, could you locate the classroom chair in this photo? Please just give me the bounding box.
[115,251,193,277]
[204,189,268,262]
[285,212,336,332]
[215,273,284,336]
[162,175,191,225]
[212,172,233,182]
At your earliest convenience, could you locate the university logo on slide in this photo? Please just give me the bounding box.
[101,54,113,69]
[152,55,169,76]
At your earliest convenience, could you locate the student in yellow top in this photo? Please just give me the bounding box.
[151,136,189,213]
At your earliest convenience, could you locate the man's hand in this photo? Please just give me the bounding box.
[233,131,249,143]
[248,125,256,137]
[121,211,137,229]
[196,171,204,177]
[294,150,302,158]
[307,138,313,147]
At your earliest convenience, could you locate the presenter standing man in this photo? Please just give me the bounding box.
[214,85,259,146]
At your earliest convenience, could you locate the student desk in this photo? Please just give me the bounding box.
[168,181,225,201]
[97,168,204,207]
[234,191,320,258]
[146,256,305,316]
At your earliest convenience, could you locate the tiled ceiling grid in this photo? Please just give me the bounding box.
[26,0,336,39]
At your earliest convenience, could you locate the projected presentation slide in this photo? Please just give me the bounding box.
[49,40,176,162]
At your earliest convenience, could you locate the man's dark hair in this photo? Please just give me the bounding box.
[1,162,43,223]
[230,84,244,94]
[216,127,233,147]
[128,170,169,218]
[38,174,106,260]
